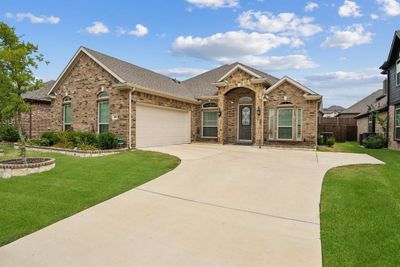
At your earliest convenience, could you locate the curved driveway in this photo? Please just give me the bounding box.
[0,144,382,266]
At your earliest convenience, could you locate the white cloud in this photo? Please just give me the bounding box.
[321,24,373,49]
[85,21,109,35]
[338,0,362,17]
[305,2,319,12]
[5,12,60,24]
[117,24,148,37]
[221,55,318,71]
[301,68,384,107]
[159,67,207,79]
[370,13,380,19]
[237,10,322,37]
[375,0,400,16]
[172,31,317,71]
[186,0,239,8]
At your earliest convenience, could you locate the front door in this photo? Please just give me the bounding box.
[238,105,252,141]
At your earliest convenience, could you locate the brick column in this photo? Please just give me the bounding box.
[255,89,263,146]
[218,91,224,144]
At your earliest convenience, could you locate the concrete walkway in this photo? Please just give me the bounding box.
[0,144,382,267]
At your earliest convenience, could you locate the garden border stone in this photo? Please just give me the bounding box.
[0,157,55,179]
[18,144,129,157]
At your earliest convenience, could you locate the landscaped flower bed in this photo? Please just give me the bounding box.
[0,157,55,179]
[25,131,127,157]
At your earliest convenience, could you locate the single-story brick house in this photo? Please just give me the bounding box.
[23,47,322,148]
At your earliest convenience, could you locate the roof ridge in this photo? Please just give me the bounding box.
[82,46,179,82]
[182,64,230,83]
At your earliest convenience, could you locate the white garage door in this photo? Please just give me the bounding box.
[136,104,191,148]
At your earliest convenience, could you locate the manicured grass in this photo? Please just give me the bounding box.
[0,146,180,246]
[319,142,400,266]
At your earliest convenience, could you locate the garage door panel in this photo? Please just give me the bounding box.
[136,104,191,148]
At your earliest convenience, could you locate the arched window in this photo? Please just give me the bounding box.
[202,102,218,109]
[202,102,218,138]
[98,91,110,99]
[98,92,110,134]
[278,101,293,106]
[63,96,72,131]
[239,96,253,103]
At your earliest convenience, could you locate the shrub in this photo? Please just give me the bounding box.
[64,131,80,147]
[98,132,118,149]
[317,135,324,146]
[0,125,19,142]
[41,131,61,146]
[363,135,385,149]
[78,131,98,147]
[326,137,336,147]
[29,138,50,146]
[77,144,98,151]
[53,140,74,149]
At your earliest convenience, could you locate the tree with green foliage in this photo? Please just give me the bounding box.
[0,22,47,163]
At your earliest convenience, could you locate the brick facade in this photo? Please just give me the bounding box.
[21,102,52,138]
[357,112,387,142]
[29,51,320,149]
[388,105,400,150]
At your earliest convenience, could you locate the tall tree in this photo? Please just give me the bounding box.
[0,22,47,163]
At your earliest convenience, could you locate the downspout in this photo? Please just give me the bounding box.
[315,100,320,147]
[260,92,264,148]
[128,89,132,149]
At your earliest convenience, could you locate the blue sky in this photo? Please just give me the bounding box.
[2,0,400,107]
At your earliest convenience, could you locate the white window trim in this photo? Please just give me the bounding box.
[395,107,400,140]
[268,109,275,140]
[277,108,294,141]
[63,104,71,131]
[396,59,400,86]
[98,101,109,134]
[201,110,218,139]
[296,108,303,141]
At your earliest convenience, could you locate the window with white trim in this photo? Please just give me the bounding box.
[98,92,110,134]
[63,96,71,131]
[396,59,400,86]
[278,108,293,140]
[297,108,302,141]
[268,109,275,140]
[396,106,400,140]
[202,102,218,138]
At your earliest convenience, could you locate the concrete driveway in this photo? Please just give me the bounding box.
[0,144,382,267]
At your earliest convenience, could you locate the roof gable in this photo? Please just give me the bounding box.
[264,76,319,96]
[341,89,384,114]
[218,64,262,82]
[48,47,125,95]
[380,30,400,70]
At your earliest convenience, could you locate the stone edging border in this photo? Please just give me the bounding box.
[18,145,129,157]
[0,157,56,179]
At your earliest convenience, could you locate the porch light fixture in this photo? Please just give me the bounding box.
[257,106,261,116]
[218,108,222,117]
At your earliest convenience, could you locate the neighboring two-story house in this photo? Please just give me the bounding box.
[380,30,400,150]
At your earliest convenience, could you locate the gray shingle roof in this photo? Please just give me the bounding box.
[22,80,55,102]
[80,47,283,101]
[341,89,385,115]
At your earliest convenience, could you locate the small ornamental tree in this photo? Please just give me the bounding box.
[369,105,388,138]
[0,22,47,163]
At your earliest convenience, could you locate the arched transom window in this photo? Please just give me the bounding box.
[239,96,253,103]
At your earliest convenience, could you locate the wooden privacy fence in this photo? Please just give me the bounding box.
[318,117,358,142]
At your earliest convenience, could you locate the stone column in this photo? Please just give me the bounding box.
[218,90,225,144]
[255,89,263,147]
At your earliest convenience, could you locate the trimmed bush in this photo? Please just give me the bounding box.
[317,135,324,145]
[64,131,81,147]
[326,137,336,147]
[363,135,385,149]
[98,132,118,149]
[0,125,19,142]
[41,132,61,146]
[78,132,98,146]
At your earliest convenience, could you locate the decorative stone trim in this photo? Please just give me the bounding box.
[0,158,55,179]
[20,145,129,157]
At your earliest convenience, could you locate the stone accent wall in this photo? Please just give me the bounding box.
[49,53,129,143]
[218,69,263,145]
[21,102,52,138]
[388,105,400,150]
[224,88,256,144]
[131,91,199,148]
[263,81,318,146]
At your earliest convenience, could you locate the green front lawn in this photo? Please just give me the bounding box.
[0,146,179,246]
[319,142,400,266]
